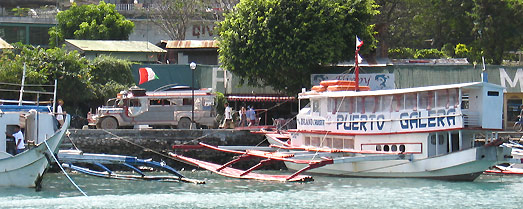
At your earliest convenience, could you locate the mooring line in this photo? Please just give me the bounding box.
[101,129,210,163]
[43,140,87,196]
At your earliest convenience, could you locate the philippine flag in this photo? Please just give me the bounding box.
[356,36,363,50]
[139,67,159,84]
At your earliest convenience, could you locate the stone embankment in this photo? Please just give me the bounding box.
[63,129,283,169]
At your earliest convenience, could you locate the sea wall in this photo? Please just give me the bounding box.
[65,129,282,169]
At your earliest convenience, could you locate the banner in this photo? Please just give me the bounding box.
[311,73,395,90]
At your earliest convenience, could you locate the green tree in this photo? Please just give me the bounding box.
[470,0,523,64]
[49,1,135,47]
[218,0,378,94]
[0,43,93,108]
[90,55,134,103]
[0,44,135,116]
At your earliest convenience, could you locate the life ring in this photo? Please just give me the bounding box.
[326,85,371,91]
[311,85,327,92]
[320,80,356,87]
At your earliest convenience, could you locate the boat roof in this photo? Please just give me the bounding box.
[0,105,52,112]
[299,82,503,99]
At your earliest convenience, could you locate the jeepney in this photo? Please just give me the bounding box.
[87,87,217,129]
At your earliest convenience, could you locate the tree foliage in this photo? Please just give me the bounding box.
[49,1,134,47]
[0,44,134,115]
[373,0,523,64]
[218,0,378,94]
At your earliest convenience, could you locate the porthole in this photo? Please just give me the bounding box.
[376,145,381,151]
[391,145,397,151]
[384,145,390,152]
[399,145,406,152]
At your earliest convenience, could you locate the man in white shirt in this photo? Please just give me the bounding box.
[7,125,24,154]
[221,103,233,129]
[56,99,65,127]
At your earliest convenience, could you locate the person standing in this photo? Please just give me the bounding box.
[56,99,65,127]
[239,106,247,127]
[247,106,256,126]
[221,103,233,129]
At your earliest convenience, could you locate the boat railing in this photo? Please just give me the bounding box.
[462,109,481,128]
[0,78,58,113]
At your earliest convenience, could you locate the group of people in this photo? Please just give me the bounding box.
[220,103,257,129]
[3,99,65,156]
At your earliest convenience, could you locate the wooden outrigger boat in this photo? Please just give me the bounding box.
[169,143,316,182]
[58,150,204,184]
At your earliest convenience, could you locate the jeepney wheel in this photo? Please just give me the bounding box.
[98,117,119,129]
[177,117,192,129]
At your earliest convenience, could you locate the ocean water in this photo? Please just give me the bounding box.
[1,171,522,209]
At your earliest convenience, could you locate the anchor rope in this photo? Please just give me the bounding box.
[43,139,87,196]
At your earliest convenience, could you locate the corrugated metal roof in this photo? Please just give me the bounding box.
[391,58,469,65]
[0,37,13,49]
[65,39,166,53]
[163,40,219,49]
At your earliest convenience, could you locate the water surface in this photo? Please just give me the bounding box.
[0,171,521,208]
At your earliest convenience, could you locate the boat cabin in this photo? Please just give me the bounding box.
[294,82,504,158]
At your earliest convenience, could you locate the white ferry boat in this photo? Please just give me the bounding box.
[267,80,512,181]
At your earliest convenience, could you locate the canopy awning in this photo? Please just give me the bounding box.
[226,95,296,102]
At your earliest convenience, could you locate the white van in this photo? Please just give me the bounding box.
[88,87,217,129]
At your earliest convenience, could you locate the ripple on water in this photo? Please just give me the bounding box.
[1,172,523,208]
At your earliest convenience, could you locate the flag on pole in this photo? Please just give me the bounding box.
[357,54,364,63]
[356,36,363,50]
[139,67,159,84]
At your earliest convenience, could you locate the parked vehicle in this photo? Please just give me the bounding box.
[87,86,217,129]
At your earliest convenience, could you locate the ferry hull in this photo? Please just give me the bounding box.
[0,116,69,188]
[283,145,510,181]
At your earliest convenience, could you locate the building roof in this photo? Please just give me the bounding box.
[65,39,166,53]
[163,40,218,49]
[0,37,13,49]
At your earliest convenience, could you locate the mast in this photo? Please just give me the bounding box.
[18,63,27,105]
[355,36,363,91]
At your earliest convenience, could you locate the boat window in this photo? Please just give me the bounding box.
[378,95,392,112]
[419,91,434,110]
[333,138,343,149]
[337,98,350,112]
[392,95,402,112]
[391,145,398,151]
[328,98,335,114]
[312,99,320,113]
[461,93,469,109]
[436,90,448,109]
[375,145,381,151]
[487,91,499,96]
[405,93,417,111]
[323,138,333,148]
[355,97,364,113]
[449,88,459,108]
[311,137,320,146]
[362,96,374,114]
[304,137,311,146]
[343,138,354,149]
[383,145,390,152]
[348,97,354,114]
